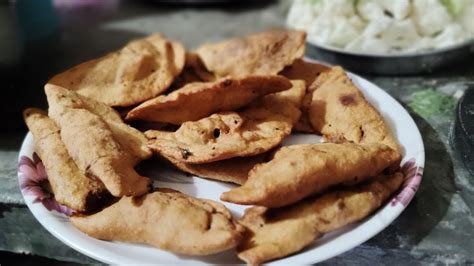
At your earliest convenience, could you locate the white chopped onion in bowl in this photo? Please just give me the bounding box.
[287,0,474,54]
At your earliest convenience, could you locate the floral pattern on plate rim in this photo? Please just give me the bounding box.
[391,157,423,207]
[18,153,74,216]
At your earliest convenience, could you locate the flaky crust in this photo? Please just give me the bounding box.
[237,172,404,265]
[46,84,151,163]
[196,30,306,78]
[308,66,401,154]
[49,34,185,107]
[23,108,109,212]
[126,75,292,124]
[145,80,304,164]
[70,189,244,255]
[45,85,151,197]
[221,143,401,208]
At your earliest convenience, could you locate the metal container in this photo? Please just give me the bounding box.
[306,40,474,75]
[452,86,474,176]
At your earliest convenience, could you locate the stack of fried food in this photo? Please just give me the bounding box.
[23,30,404,265]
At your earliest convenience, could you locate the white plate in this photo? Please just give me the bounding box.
[17,70,425,265]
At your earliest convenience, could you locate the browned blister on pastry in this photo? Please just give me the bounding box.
[237,172,404,265]
[221,143,401,208]
[196,30,306,78]
[280,59,330,133]
[145,80,305,164]
[23,108,109,212]
[126,75,292,124]
[162,152,269,185]
[70,189,244,255]
[45,85,152,197]
[49,34,185,107]
[308,66,401,154]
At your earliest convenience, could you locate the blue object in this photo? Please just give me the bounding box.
[16,0,59,42]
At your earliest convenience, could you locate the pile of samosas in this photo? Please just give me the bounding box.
[23,30,404,265]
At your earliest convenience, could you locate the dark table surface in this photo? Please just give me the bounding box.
[1,0,473,264]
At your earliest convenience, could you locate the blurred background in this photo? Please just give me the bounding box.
[0,0,284,131]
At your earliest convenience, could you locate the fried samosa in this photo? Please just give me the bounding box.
[145,80,305,164]
[308,66,401,153]
[280,59,329,133]
[49,34,185,106]
[196,30,306,78]
[23,108,109,212]
[45,85,151,197]
[126,75,292,125]
[237,172,404,265]
[70,189,244,255]
[221,143,401,208]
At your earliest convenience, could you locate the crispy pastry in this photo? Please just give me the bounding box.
[49,34,185,106]
[23,108,109,212]
[221,143,401,208]
[280,59,329,133]
[70,189,244,255]
[145,80,305,164]
[196,30,306,78]
[308,66,401,154]
[45,85,151,197]
[237,172,404,265]
[126,75,292,124]
[46,84,152,163]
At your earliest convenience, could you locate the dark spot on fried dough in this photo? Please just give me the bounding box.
[131,195,147,206]
[337,200,346,210]
[223,79,232,86]
[340,94,357,106]
[213,128,221,138]
[318,217,330,224]
[180,148,193,160]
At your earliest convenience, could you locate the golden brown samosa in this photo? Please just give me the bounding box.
[237,172,404,265]
[196,30,306,78]
[45,85,152,197]
[221,143,401,208]
[126,75,292,125]
[145,80,305,164]
[308,66,401,154]
[23,108,110,212]
[70,189,244,255]
[49,34,185,106]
